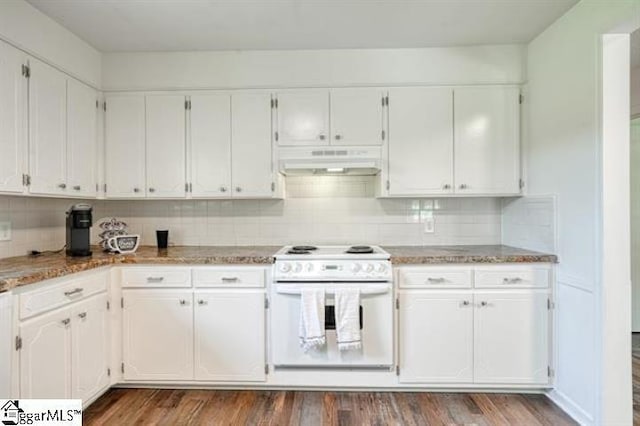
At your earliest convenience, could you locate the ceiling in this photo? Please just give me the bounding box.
[26,0,579,52]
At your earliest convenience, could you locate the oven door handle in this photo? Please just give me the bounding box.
[275,284,391,296]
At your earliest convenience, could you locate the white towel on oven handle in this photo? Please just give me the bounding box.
[299,288,326,352]
[335,288,362,351]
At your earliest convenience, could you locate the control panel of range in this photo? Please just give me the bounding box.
[274,260,392,282]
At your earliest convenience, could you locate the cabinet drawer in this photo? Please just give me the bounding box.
[399,268,472,288]
[20,272,107,320]
[193,268,265,288]
[121,268,191,288]
[474,266,550,288]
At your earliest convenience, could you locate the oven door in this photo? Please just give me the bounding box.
[271,282,393,368]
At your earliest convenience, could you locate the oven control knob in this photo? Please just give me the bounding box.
[364,263,374,273]
[293,263,303,273]
[306,263,314,272]
[279,263,291,273]
[351,263,361,273]
[376,263,387,273]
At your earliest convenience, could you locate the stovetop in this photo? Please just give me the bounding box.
[275,245,390,260]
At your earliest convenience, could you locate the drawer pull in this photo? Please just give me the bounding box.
[146,277,165,283]
[503,277,523,284]
[198,299,207,306]
[480,301,488,307]
[221,277,239,282]
[64,288,83,297]
[179,299,187,305]
[61,318,71,326]
[461,300,470,306]
[78,312,87,319]
[427,277,446,283]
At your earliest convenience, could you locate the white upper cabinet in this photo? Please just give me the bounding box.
[28,59,67,196]
[387,88,454,196]
[66,79,98,198]
[189,94,232,198]
[275,91,329,146]
[330,89,385,146]
[105,95,146,198]
[231,92,274,198]
[145,95,186,198]
[454,87,520,195]
[0,42,27,194]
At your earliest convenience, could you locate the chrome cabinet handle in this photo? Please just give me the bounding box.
[64,288,83,297]
[149,188,155,193]
[480,301,488,307]
[146,277,165,283]
[503,277,523,284]
[235,187,242,193]
[179,299,188,305]
[221,277,239,282]
[220,186,227,193]
[443,184,451,190]
[78,312,87,319]
[334,134,342,140]
[198,299,207,306]
[318,134,326,140]
[58,183,67,189]
[133,187,140,193]
[427,277,446,283]
[461,300,470,306]
[61,318,71,326]
[73,185,81,191]
[459,184,467,190]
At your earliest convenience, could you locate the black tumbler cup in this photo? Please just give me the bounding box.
[156,230,169,249]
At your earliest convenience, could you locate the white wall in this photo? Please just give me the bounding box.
[0,0,101,87]
[632,119,640,332]
[101,45,525,91]
[525,1,638,424]
[633,66,640,117]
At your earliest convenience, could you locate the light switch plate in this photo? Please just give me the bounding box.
[0,222,11,241]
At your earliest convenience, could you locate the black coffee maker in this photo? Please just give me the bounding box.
[66,204,93,257]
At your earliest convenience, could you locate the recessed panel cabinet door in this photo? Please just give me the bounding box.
[29,59,67,196]
[105,95,146,198]
[20,307,72,398]
[454,87,520,195]
[398,291,473,383]
[146,95,186,198]
[473,291,549,384]
[190,94,231,197]
[122,290,193,381]
[387,88,454,195]
[231,93,273,198]
[0,42,26,194]
[71,293,109,401]
[194,290,266,382]
[330,89,384,146]
[275,91,329,146]
[66,79,97,198]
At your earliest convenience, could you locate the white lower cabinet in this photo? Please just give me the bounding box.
[194,290,266,382]
[122,290,194,381]
[473,291,549,384]
[398,291,473,383]
[19,279,110,402]
[398,265,551,386]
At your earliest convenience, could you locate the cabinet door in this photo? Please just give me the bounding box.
[454,87,520,195]
[0,42,26,193]
[71,293,109,401]
[275,91,329,146]
[122,290,193,381]
[146,95,186,198]
[398,291,473,383]
[330,89,384,146]
[194,290,266,381]
[29,59,67,196]
[20,307,72,398]
[387,88,454,196]
[190,94,231,197]
[474,291,549,384]
[105,95,146,198]
[66,79,97,198]
[231,92,273,198]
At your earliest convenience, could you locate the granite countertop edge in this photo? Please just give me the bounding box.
[0,245,557,293]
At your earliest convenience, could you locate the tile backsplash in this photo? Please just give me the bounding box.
[0,176,504,259]
[501,195,556,254]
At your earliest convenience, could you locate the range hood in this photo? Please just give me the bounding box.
[278,146,382,176]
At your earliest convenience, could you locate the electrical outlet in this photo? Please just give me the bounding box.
[424,216,435,233]
[0,222,11,241]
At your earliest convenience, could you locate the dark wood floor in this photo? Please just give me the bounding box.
[84,388,576,425]
[633,333,640,424]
